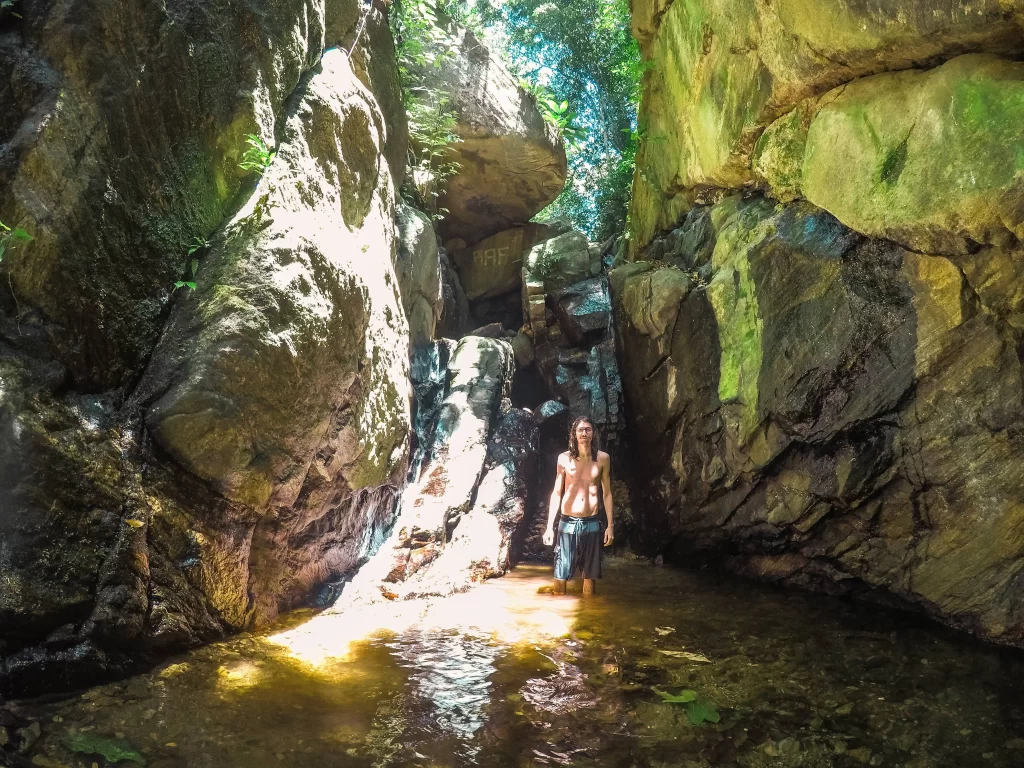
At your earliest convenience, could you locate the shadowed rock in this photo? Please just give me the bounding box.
[613,194,1024,647]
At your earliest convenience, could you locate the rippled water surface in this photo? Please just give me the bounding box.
[11,557,1024,767]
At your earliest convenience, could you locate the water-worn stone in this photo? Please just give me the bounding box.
[613,194,1024,646]
[337,336,522,605]
[628,0,1024,252]
[414,14,567,244]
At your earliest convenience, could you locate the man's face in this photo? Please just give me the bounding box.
[575,422,594,446]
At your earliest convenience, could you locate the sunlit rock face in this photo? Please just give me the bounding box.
[613,195,1024,646]
[338,336,537,605]
[0,2,413,695]
[395,204,444,344]
[628,0,1024,253]
[758,54,1024,256]
[414,14,568,245]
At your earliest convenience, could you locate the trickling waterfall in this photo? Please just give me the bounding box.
[407,340,457,485]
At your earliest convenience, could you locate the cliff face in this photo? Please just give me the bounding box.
[620,0,1024,645]
[0,0,417,694]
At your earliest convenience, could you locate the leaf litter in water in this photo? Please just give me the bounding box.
[657,649,711,662]
[652,688,721,726]
[62,732,147,766]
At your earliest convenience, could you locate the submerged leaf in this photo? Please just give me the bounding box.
[685,699,721,725]
[652,687,697,704]
[658,649,711,663]
[63,732,147,766]
[124,519,145,529]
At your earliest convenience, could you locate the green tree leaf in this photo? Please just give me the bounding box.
[653,687,698,704]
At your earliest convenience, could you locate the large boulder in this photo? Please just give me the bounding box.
[522,231,602,296]
[140,49,410,512]
[0,4,413,695]
[628,0,1024,252]
[452,221,569,300]
[415,15,568,244]
[612,194,1024,646]
[0,0,374,390]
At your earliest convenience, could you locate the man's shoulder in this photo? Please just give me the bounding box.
[597,450,611,463]
[556,450,570,462]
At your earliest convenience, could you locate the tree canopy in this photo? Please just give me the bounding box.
[393,0,642,241]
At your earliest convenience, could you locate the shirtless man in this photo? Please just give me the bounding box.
[542,416,614,596]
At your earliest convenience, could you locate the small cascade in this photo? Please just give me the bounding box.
[331,335,536,608]
[407,340,457,485]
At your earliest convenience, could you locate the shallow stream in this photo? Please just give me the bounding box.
[9,557,1024,767]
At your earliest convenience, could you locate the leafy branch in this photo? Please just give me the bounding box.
[405,90,462,218]
[174,236,210,292]
[0,220,33,264]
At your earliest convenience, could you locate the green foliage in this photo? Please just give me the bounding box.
[519,80,587,148]
[62,732,147,766]
[0,0,23,19]
[391,0,465,217]
[653,687,722,726]
[239,134,275,174]
[174,236,208,291]
[405,90,462,218]
[0,220,33,264]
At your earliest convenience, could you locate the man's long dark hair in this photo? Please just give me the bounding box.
[568,416,599,460]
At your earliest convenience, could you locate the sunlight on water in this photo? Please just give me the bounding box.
[267,566,578,669]
[12,558,1024,768]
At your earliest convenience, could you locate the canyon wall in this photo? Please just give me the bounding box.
[619,0,1024,645]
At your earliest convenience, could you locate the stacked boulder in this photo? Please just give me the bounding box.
[618,0,1024,647]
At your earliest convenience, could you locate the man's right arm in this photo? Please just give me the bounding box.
[542,458,565,546]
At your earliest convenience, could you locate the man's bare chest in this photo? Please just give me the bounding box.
[566,461,599,487]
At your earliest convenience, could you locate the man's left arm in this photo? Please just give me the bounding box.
[601,453,614,547]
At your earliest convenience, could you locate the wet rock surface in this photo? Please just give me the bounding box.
[337,335,535,604]
[614,194,1024,646]
[6,559,1024,768]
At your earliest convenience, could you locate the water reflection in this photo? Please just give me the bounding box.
[385,630,498,759]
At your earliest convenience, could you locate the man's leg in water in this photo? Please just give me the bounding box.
[580,519,602,596]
